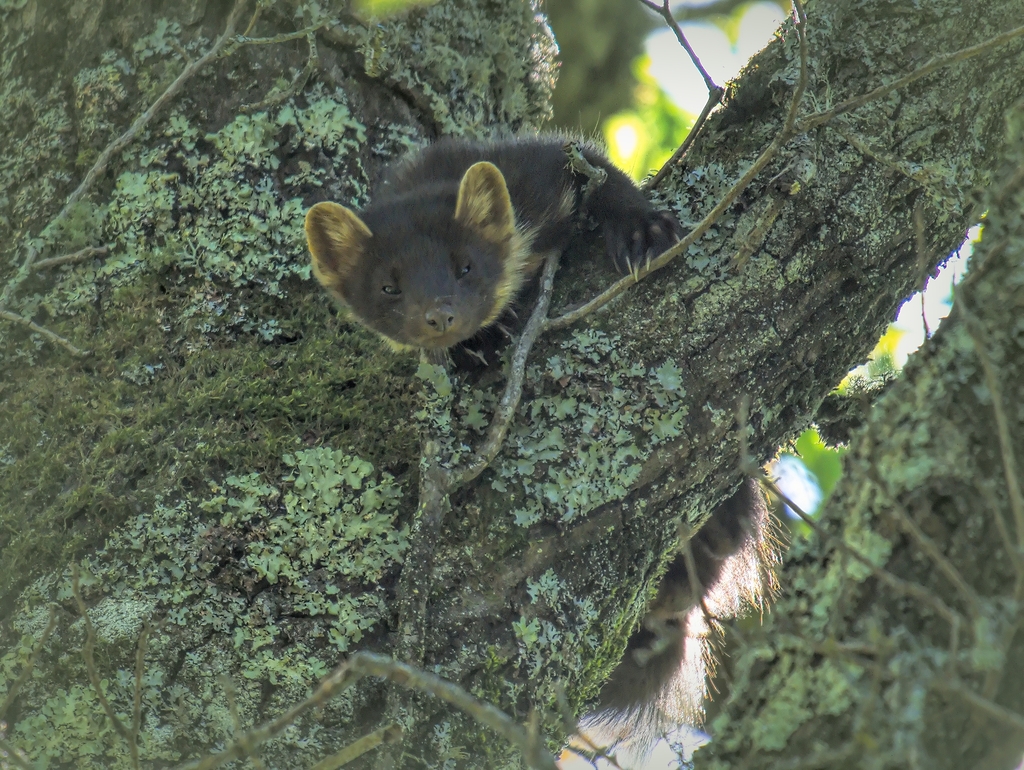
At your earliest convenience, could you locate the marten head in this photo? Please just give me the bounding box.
[305,162,533,352]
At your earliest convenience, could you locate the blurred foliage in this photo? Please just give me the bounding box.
[351,0,440,18]
[791,428,845,500]
[545,0,656,132]
[862,324,903,379]
[839,324,903,392]
[603,56,693,180]
[710,0,788,45]
[788,324,916,519]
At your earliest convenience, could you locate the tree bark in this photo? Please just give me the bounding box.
[696,103,1024,770]
[0,0,1023,768]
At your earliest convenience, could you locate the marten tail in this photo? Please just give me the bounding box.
[578,479,779,759]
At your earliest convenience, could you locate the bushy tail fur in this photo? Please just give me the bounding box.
[579,479,779,760]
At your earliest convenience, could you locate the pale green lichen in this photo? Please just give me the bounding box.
[478,330,692,527]
[2,446,406,766]
[315,0,557,136]
[0,0,567,765]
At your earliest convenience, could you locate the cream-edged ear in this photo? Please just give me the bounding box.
[305,202,373,299]
[454,161,516,242]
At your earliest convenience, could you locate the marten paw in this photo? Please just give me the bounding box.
[602,208,684,275]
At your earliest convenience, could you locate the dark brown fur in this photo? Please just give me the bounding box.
[305,136,680,359]
[584,479,778,756]
[305,140,776,747]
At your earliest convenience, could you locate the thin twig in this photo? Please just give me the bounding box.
[130,622,151,769]
[959,293,1024,552]
[554,686,624,770]
[240,2,262,37]
[0,739,32,770]
[0,0,249,313]
[677,522,705,610]
[309,724,402,770]
[638,0,725,192]
[913,202,931,337]
[555,16,1024,334]
[0,309,88,356]
[72,564,138,766]
[242,31,319,113]
[454,251,561,485]
[796,22,1024,132]
[751,473,963,630]
[833,121,952,195]
[936,679,1024,731]
[865,467,982,616]
[564,141,608,205]
[233,20,332,46]
[33,245,109,270]
[173,663,361,770]
[219,676,268,769]
[547,0,808,331]
[978,482,1024,581]
[728,195,785,271]
[637,0,719,93]
[647,88,722,191]
[348,652,560,770]
[382,253,562,746]
[0,605,57,721]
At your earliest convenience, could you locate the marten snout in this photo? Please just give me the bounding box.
[424,304,456,334]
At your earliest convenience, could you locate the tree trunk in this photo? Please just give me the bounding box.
[0,0,1022,768]
[694,107,1024,770]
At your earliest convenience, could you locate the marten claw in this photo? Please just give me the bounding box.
[605,209,684,274]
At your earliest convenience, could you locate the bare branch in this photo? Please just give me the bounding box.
[647,88,722,191]
[750,473,964,631]
[33,245,109,270]
[636,0,719,93]
[0,0,251,357]
[564,141,608,205]
[233,20,334,47]
[547,0,809,331]
[454,251,560,485]
[218,675,268,769]
[864,465,983,617]
[172,663,361,770]
[0,738,32,770]
[130,622,151,769]
[0,310,88,356]
[240,2,262,37]
[796,22,1024,132]
[978,482,1024,582]
[309,724,402,769]
[242,31,320,113]
[72,564,137,766]
[348,652,560,770]
[554,686,624,770]
[832,120,954,195]
[936,679,1024,732]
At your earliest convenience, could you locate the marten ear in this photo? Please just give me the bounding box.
[305,202,373,299]
[454,162,515,242]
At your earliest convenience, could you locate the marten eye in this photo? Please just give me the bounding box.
[458,263,471,278]
[381,284,401,296]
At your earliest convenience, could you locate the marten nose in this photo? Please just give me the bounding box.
[424,305,456,334]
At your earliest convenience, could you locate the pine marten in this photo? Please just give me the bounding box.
[304,136,680,356]
[586,478,777,755]
[304,136,775,749]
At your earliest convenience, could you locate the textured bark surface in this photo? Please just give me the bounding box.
[0,0,1023,767]
[696,104,1024,770]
